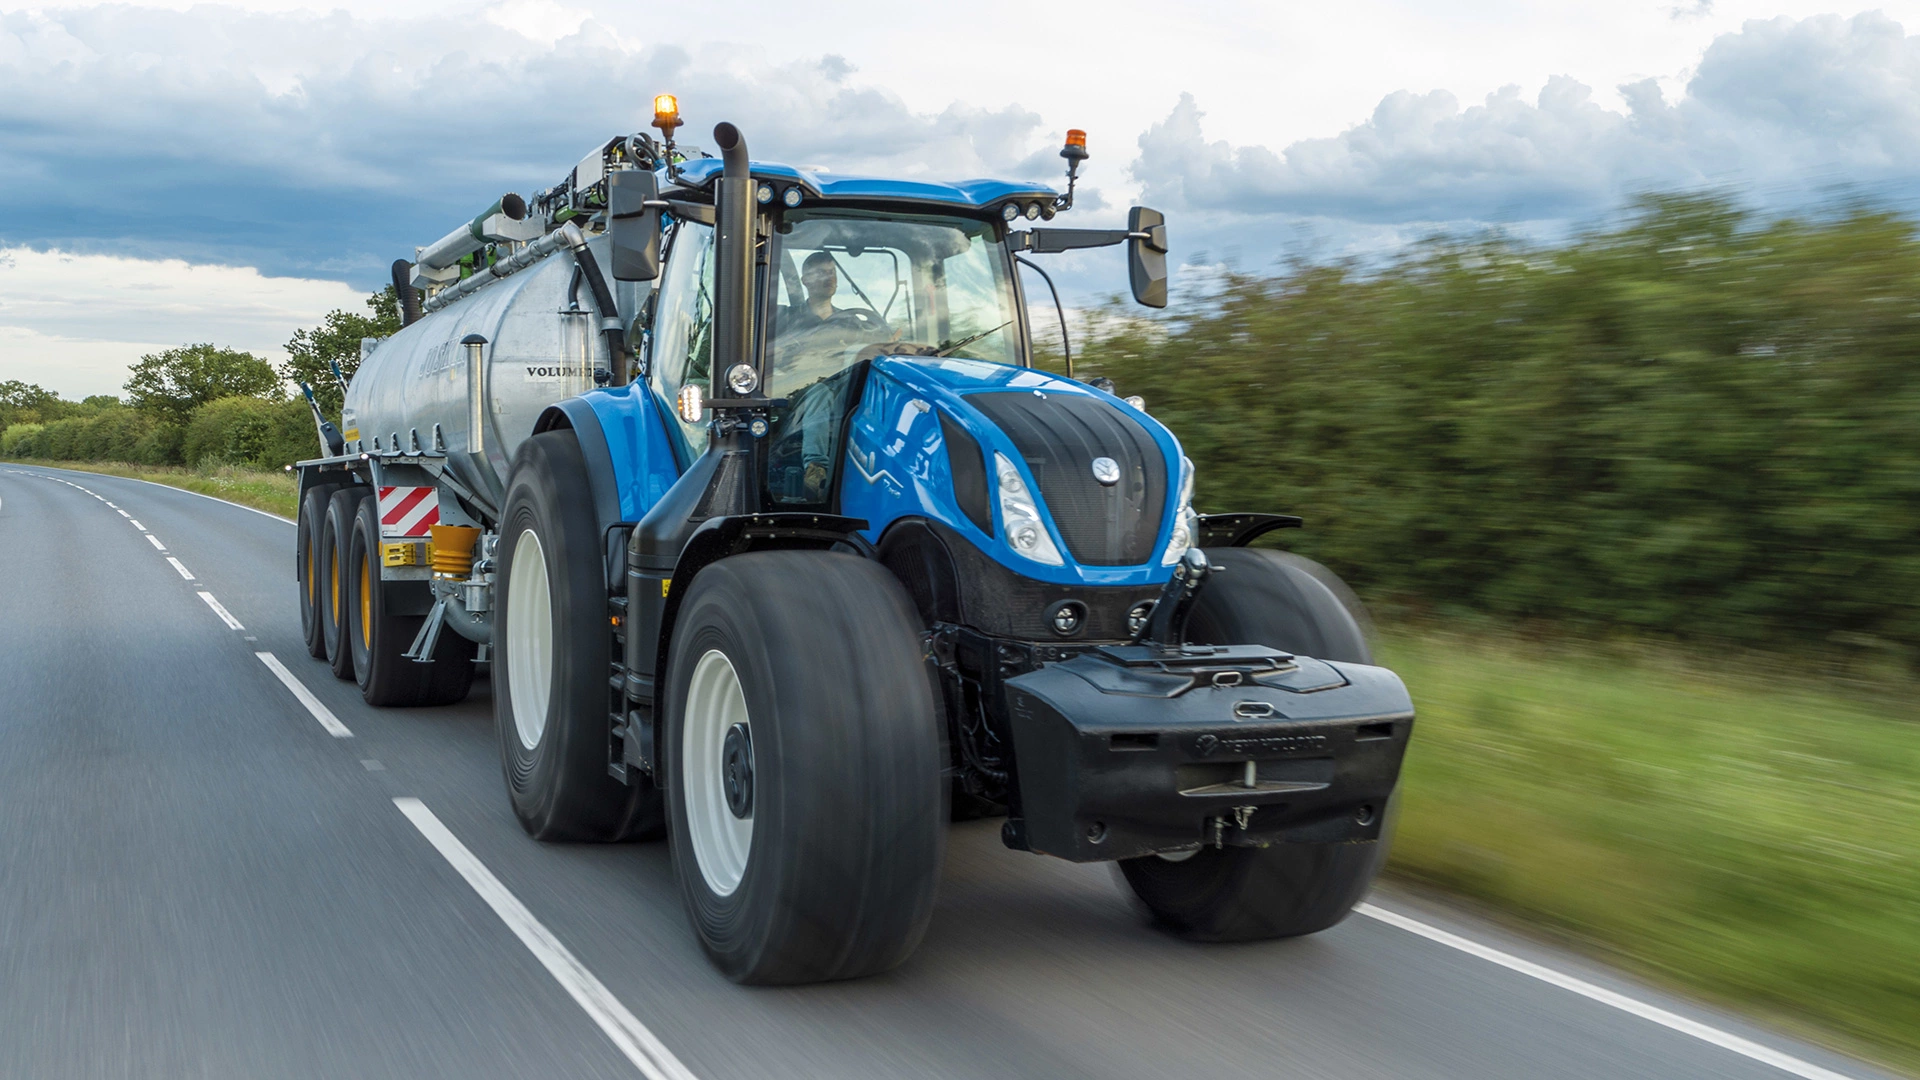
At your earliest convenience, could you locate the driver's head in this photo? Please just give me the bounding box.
[801,251,838,301]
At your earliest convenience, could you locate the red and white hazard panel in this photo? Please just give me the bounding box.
[378,486,440,537]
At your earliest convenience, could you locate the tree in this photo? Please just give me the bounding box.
[124,344,281,425]
[0,380,69,433]
[281,287,401,415]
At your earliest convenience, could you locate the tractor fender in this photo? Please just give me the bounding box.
[532,399,626,590]
[652,512,874,686]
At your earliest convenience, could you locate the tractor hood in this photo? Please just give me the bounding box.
[839,356,1187,590]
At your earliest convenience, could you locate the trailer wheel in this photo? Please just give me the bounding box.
[664,551,943,984]
[322,487,368,680]
[494,431,663,842]
[344,499,475,707]
[1118,546,1389,941]
[297,482,342,659]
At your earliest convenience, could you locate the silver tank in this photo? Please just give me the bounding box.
[342,235,639,506]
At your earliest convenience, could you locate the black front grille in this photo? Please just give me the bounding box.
[966,391,1166,565]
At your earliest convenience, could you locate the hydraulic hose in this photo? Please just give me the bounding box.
[557,222,631,386]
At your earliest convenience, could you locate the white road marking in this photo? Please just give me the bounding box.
[165,556,194,580]
[116,509,129,517]
[145,534,166,551]
[392,798,700,1080]
[254,652,352,737]
[196,591,244,630]
[1356,904,1862,1080]
[129,519,145,530]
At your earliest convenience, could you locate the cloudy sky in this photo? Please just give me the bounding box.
[6,0,1920,396]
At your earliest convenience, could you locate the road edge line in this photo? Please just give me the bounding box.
[254,652,352,737]
[1355,903,1861,1080]
[392,797,699,1080]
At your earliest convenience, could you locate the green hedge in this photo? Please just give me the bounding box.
[4,396,317,470]
[180,396,315,469]
[1083,195,1920,663]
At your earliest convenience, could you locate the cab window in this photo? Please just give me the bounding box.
[648,220,716,461]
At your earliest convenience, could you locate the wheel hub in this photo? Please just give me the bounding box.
[722,722,753,818]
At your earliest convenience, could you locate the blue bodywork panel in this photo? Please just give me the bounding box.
[839,357,1184,588]
[577,382,684,521]
[668,159,1057,210]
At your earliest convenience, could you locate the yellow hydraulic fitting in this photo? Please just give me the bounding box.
[431,524,481,576]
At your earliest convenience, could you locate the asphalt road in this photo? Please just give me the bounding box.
[0,463,1901,1080]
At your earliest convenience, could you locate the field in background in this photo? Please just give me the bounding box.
[1380,627,1919,1071]
[13,457,1917,1073]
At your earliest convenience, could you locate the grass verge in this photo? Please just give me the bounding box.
[1380,627,1920,1074]
[6,460,298,519]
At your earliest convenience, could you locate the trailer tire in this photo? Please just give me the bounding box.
[495,432,664,842]
[322,487,368,680]
[664,551,943,984]
[297,482,342,659]
[1118,546,1388,941]
[345,499,475,707]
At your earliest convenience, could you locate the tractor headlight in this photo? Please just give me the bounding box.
[995,453,1064,566]
[1160,456,1196,565]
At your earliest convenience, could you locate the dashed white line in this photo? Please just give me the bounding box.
[115,509,129,518]
[393,798,700,1080]
[254,652,352,737]
[196,591,244,630]
[129,519,145,530]
[1356,904,1862,1080]
[165,556,194,580]
[145,534,166,551]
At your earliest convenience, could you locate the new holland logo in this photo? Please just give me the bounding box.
[1090,456,1121,486]
[1194,733,1327,758]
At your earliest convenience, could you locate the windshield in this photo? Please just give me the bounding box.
[766,210,1022,400]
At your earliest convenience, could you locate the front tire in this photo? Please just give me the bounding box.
[494,432,663,842]
[665,551,944,984]
[1119,546,1391,941]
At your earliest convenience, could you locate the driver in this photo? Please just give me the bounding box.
[789,251,852,329]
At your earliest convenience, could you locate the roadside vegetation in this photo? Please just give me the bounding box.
[1377,625,1918,1070]
[4,193,1915,1068]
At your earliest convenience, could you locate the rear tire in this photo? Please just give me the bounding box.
[494,432,663,842]
[322,488,367,680]
[297,482,342,659]
[345,498,476,707]
[1118,546,1390,941]
[664,551,944,984]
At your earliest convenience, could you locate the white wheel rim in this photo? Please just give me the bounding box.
[683,649,753,897]
[505,529,553,751]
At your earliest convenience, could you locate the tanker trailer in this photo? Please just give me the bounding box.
[292,99,1414,985]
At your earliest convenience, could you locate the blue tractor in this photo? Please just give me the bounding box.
[294,100,1414,985]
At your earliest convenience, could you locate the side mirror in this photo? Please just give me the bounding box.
[608,169,662,281]
[1127,206,1168,308]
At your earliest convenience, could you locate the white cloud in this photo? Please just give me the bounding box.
[1133,12,1920,228]
[0,248,367,398]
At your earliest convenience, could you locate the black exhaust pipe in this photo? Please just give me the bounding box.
[391,259,423,327]
[709,122,756,401]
